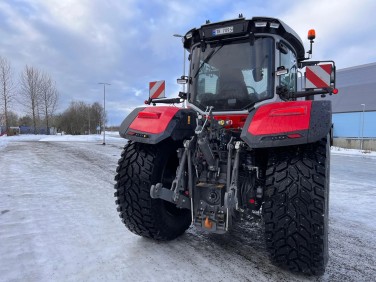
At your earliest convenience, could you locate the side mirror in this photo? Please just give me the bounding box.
[177,75,189,84]
[275,66,289,76]
[252,68,264,82]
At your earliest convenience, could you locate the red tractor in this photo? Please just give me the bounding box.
[114,15,337,275]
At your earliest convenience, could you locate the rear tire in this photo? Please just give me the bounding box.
[114,140,191,240]
[263,136,330,275]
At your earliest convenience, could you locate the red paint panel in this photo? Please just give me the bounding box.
[129,106,180,134]
[137,111,161,119]
[270,106,307,116]
[249,101,312,135]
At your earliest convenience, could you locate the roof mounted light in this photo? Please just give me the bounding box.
[308,29,316,40]
[255,21,267,27]
[306,29,316,58]
[186,32,192,39]
[270,22,280,29]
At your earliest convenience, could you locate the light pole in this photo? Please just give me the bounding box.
[98,82,110,145]
[173,34,186,92]
[361,104,365,151]
[88,104,91,135]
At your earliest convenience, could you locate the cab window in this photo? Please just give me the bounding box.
[279,42,297,92]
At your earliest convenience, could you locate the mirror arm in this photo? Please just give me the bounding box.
[277,86,336,99]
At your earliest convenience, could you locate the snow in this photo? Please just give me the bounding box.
[331,146,376,157]
[0,135,375,281]
[0,131,121,142]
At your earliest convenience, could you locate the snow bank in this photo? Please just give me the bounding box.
[0,134,43,150]
[39,134,121,142]
[331,146,376,157]
[0,132,124,151]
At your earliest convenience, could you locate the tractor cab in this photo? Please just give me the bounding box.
[179,16,336,114]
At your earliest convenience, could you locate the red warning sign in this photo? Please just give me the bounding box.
[149,80,165,99]
[306,64,332,89]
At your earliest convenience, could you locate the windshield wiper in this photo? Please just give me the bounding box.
[194,45,223,78]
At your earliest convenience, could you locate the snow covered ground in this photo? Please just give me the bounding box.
[0,134,375,281]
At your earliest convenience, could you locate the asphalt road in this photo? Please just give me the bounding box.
[0,140,375,281]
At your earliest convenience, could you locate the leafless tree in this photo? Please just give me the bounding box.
[57,101,104,135]
[40,73,59,134]
[91,102,105,133]
[19,115,33,127]
[6,111,19,126]
[19,65,42,134]
[0,57,15,133]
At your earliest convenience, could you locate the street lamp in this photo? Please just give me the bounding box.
[88,104,91,135]
[361,104,365,151]
[98,82,110,145]
[173,34,186,93]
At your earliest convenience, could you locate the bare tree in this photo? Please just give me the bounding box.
[7,111,18,126]
[40,73,59,134]
[57,101,104,135]
[91,102,105,133]
[0,57,15,133]
[19,65,42,134]
[57,101,85,134]
[19,115,33,127]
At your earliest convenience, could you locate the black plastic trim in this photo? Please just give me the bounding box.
[308,100,332,143]
[119,107,145,138]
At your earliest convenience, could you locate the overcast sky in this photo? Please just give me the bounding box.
[1,0,375,125]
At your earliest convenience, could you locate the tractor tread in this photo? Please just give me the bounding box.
[114,141,190,241]
[263,138,329,275]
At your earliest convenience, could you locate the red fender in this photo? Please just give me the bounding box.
[240,100,332,148]
[129,107,180,134]
[119,106,196,144]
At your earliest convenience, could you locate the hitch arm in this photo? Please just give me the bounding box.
[150,137,196,211]
[150,183,190,209]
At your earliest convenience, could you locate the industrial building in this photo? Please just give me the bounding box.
[325,62,376,150]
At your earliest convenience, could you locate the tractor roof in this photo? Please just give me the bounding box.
[183,16,306,61]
